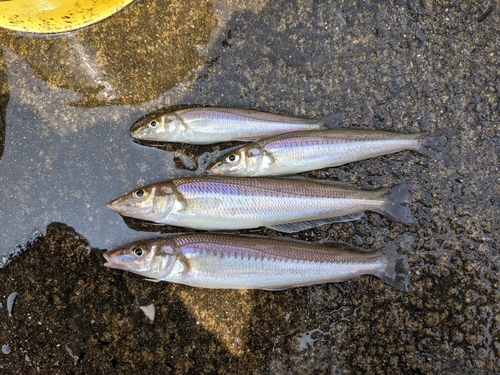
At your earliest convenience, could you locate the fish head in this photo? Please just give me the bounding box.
[130,113,180,141]
[106,183,177,222]
[207,146,264,176]
[103,238,178,280]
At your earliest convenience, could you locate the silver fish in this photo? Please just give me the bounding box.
[208,129,441,176]
[103,234,411,291]
[130,107,327,144]
[106,176,414,232]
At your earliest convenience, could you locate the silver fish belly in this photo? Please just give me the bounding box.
[106,176,414,232]
[103,234,411,291]
[130,107,327,144]
[208,129,441,176]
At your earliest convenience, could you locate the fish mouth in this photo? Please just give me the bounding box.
[103,252,119,269]
[206,162,221,175]
[130,131,141,140]
[105,201,117,212]
[130,128,153,140]
[102,252,113,268]
[106,199,152,220]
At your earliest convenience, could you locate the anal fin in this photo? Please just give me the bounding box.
[267,213,364,233]
[144,278,162,283]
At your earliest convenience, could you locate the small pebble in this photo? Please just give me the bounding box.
[2,344,11,354]
[64,344,79,364]
[140,304,155,321]
[7,292,19,316]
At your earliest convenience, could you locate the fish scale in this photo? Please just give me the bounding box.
[173,177,378,223]
[174,233,366,263]
[175,108,319,125]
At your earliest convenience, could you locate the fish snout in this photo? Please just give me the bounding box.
[105,201,116,211]
[106,199,126,213]
[130,127,153,140]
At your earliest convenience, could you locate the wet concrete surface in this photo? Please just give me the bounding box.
[0,0,499,373]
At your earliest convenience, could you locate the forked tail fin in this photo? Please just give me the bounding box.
[374,184,415,225]
[320,108,345,129]
[413,132,449,163]
[375,237,413,292]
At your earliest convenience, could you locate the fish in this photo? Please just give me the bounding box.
[102,233,411,291]
[130,107,328,144]
[207,129,443,177]
[106,176,414,232]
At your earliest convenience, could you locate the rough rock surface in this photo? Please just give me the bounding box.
[0,0,498,373]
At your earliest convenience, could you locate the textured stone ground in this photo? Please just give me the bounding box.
[0,0,499,373]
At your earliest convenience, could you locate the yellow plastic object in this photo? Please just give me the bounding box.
[0,0,134,34]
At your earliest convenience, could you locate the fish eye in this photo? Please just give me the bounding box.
[134,189,147,198]
[226,154,239,163]
[149,120,158,128]
[133,246,146,257]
